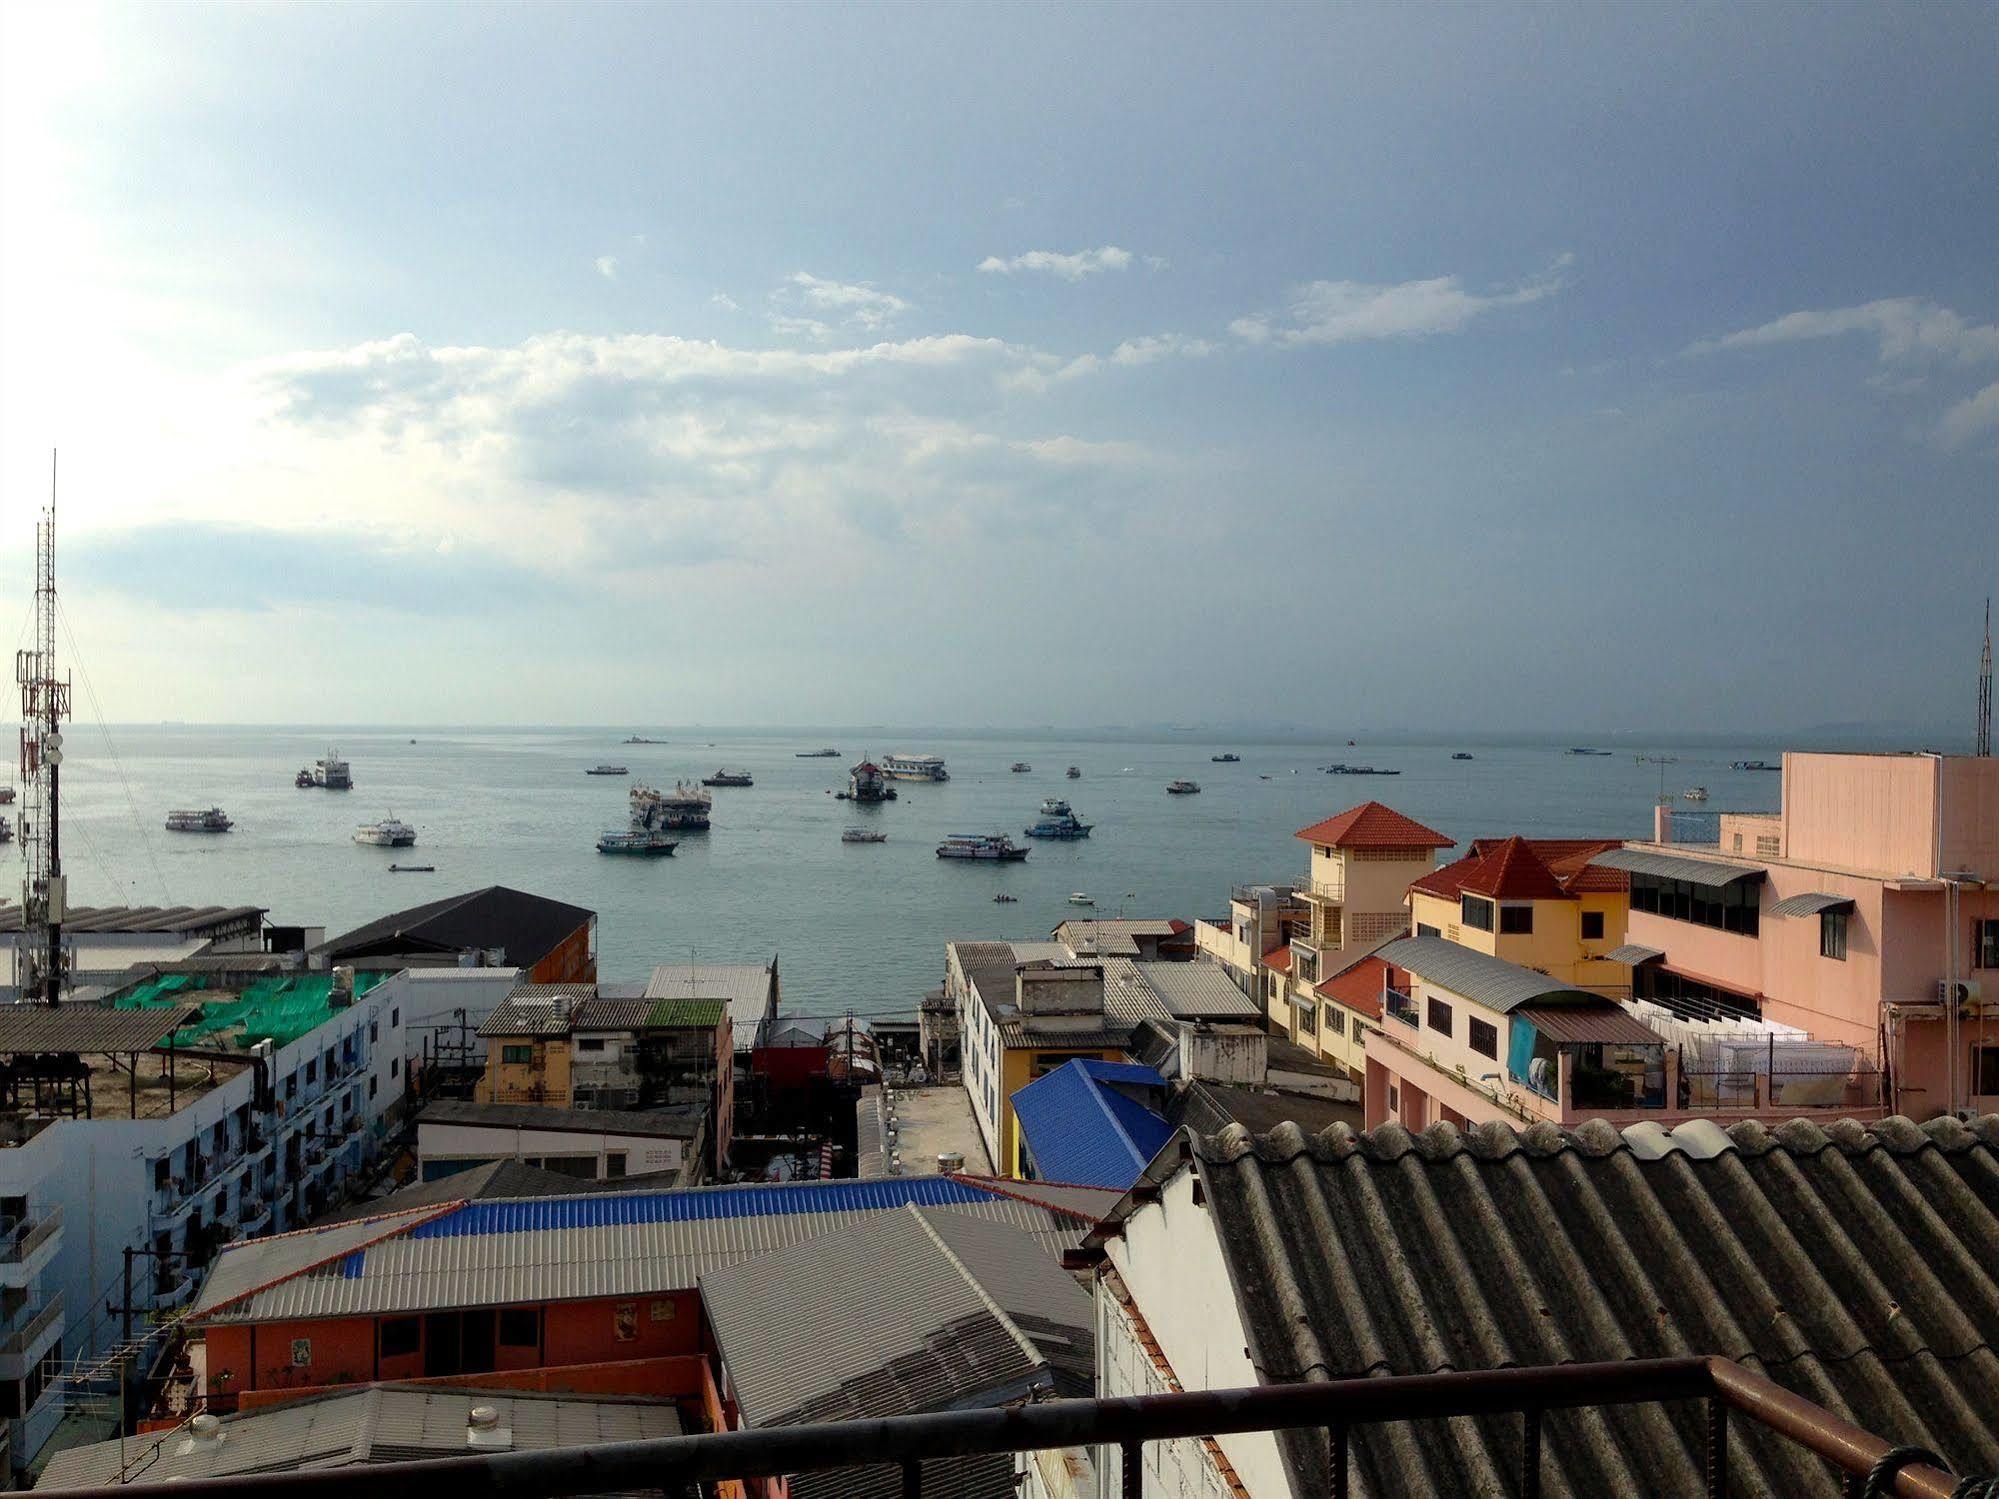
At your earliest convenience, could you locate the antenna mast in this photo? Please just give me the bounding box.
[16,452,73,1005]
[1979,598,1993,758]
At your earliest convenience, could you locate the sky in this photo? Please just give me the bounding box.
[0,2,1995,737]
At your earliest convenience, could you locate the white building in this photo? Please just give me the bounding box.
[415,1099,701,1184]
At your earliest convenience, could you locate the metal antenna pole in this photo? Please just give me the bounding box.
[1978,598,1992,757]
[16,452,73,1005]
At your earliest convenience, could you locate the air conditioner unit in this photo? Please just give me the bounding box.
[1936,980,1984,1004]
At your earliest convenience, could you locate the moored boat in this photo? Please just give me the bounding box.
[796,748,840,757]
[1010,762,1032,773]
[165,807,233,833]
[630,781,712,831]
[702,769,754,787]
[1452,752,1475,760]
[313,750,352,789]
[841,828,888,843]
[586,764,629,776]
[388,863,435,872]
[1731,760,1779,771]
[1166,779,1201,795]
[1211,753,1240,763]
[1683,786,1709,801]
[354,817,416,847]
[840,759,897,803]
[1025,813,1092,839]
[936,833,1029,861]
[597,829,678,855]
[1065,766,1081,779]
[295,768,315,788]
[884,753,949,782]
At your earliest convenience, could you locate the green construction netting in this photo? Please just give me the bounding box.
[111,970,390,1050]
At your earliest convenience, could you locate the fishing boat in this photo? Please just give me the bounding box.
[1039,797,1072,817]
[993,893,1018,903]
[1567,747,1613,756]
[936,833,1029,861]
[839,759,897,803]
[165,807,233,833]
[630,781,712,831]
[796,748,840,757]
[1452,752,1475,761]
[1025,812,1092,839]
[623,735,668,744]
[586,764,629,776]
[354,817,416,847]
[1683,787,1710,802]
[884,753,949,782]
[597,829,678,856]
[702,769,754,787]
[1010,762,1032,773]
[388,863,435,873]
[1166,780,1202,795]
[313,751,352,789]
[1731,760,1779,772]
[294,768,315,788]
[841,828,888,843]
[1065,766,1081,779]
[1211,753,1240,763]
[1067,892,1093,906]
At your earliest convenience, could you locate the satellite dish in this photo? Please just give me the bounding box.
[44,732,62,751]
[43,748,61,768]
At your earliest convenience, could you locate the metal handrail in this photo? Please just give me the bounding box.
[31,1356,1969,1499]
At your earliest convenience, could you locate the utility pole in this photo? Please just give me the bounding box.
[16,454,73,1006]
[1978,597,1992,758]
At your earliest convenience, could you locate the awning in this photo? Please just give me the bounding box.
[1606,943,1665,965]
[1514,1003,1665,1046]
[1590,848,1767,890]
[1768,892,1856,919]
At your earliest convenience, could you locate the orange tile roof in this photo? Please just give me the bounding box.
[1315,956,1388,1021]
[1410,836,1628,900]
[1261,945,1292,975]
[1460,836,1570,900]
[1294,801,1453,851]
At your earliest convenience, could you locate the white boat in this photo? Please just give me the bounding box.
[1039,797,1073,817]
[1067,892,1093,906]
[936,833,1028,861]
[165,807,233,833]
[884,753,950,782]
[1166,779,1202,795]
[841,828,887,843]
[354,817,416,847]
[630,781,712,831]
[586,764,629,776]
[313,750,352,789]
[1683,787,1710,802]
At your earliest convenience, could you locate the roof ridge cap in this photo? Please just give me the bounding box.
[906,1205,1047,1374]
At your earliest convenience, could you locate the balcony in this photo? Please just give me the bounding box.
[0,1293,63,1377]
[1384,987,1420,1028]
[1299,877,1347,903]
[0,1206,61,1287]
[61,1357,1972,1499]
[155,1269,197,1311]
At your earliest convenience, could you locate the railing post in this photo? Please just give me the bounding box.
[1707,1395,1728,1499]
[1329,1423,1349,1499]
[1122,1438,1143,1498]
[900,1458,921,1498]
[1522,1408,1542,1499]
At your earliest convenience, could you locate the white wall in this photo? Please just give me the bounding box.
[417,1121,684,1179]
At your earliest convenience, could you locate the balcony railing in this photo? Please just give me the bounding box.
[31,1357,1978,1499]
[0,1207,60,1263]
[0,1294,63,1358]
[1384,987,1419,1027]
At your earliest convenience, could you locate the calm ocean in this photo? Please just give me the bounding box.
[45,727,1800,1023]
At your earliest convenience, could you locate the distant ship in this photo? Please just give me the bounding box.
[841,828,888,844]
[597,829,678,856]
[936,833,1029,861]
[1452,752,1475,761]
[1066,766,1081,779]
[388,863,435,873]
[623,736,668,744]
[165,807,233,833]
[1211,753,1240,763]
[1327,764,1400,776]
[354,817,416,847]
[702,769,754,787]
[586,764,629,776]
[631,781,712,831]
[884,753,949,782]
[839,759,897,803]
[1010,762,1032,773]
[1731,760,1779,771]
[313,750,353,789]
[1166,780,1202,795]
[1568,747,1613,756]
[796,748,840,757]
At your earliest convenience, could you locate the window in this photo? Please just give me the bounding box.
[1820,910,1848,961]
[1580,910,1605,941]
[369,1076,378,1098]
[381,1316,421,1359]
[1461,895,1494,932]
[1298,1001,1316,1035]
[391,1008,400,1027]
[1973,1045,1999,1097]
[1416,923,1441,938]
[370,1021,379,1043]
[498,1308,538,1348]
[502,1045,533,1066]
[605,1152,627,1178]
[577,1037,606,1053]
[305,1060,317,1084]
[1427,998,1452,1036]
[1498,905,1534,935]
[1322,1005,1345,1038]
[1469,1017,1498,1058]
[1628,873,1760,936]
[1975,920,1999,970]
[390,1057,399,1078]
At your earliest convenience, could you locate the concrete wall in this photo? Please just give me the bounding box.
[418,1120,685,1180]
[1095,1284,1229,1499]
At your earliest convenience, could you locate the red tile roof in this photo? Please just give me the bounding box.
[1459,836,1570,901]
[1294,801,1454,851]
[1261,945,1292,975]
[1315,956,1389,1021]
[1408,836,1628,900]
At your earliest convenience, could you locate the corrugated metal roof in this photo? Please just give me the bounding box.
[419,1099,704,1139]
[1590,847,1767,887]
[645,998,727,1029]
[700,1204,1089,1429]
[1768,891,1857,918]
[1606,943,1665,964]
[1012,1060,1173,1190]
[1512,1002,1665,1045]
[36,1386,681,1487]
[574,997,653,1030]
[0,1004,197,1054]
[314,887,592,969]
[1180,1114,1999,1498]
[0,903,265,936]
[1134,960,1260,1020]
[954,941,1176,1050]
[643,963,776,1038]
[476,993,582,1038]
[191,1176,1089,1324]
[1376,934,1596,1015]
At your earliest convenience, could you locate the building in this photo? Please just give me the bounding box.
[1080,1113,1999,1497]
[37,1386,685,1487]
[1194,884,1308,1002]
[0,904,274,1001]
[1406,835,1630,988]
[1049,918,1197,961]
[317,1156,688,1225]
[416,1099,706,1185]
[1011,1060,1173,1189]
[313,887,597,983]
[182,1175,1115,1402]
[644,960,779,1053]
[1606,751,1999,1119]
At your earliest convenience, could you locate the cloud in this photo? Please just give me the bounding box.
[977,246,1135,281]
[1935,380,1999,451]
[709,292,740,312]
[1231,259,1570,348]
[779,271,910,331]
[1687,298,1999,364]
[998,331,1216,394]
[594,255,619,280]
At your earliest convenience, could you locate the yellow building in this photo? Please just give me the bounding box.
[1405,836,1631,991]
[473,986,588,1105]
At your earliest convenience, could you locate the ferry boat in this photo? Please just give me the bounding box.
[631,781,712,832]
[840,759,897,803]
[313,751,352,789]
[702,769,754,787]
[1452,752,1475,761]
[1166,779,1202,795]
[1683,786,1710,802]
[1010,762,1032,773]
[165,807,233,833]
[1211,753,1240,763]
[1731,760,1779,772]
[586,764,629,776]
[796,748,840,757]
[1025,812,1092,839]
[936,833,1029,861]
[841,828,888,843]
[354,817,416,847]
[884,753,949,782]
[597,829,678,856]
[623,736,668,745]
[1066,766,1081,779]
[1326,764,1400,776]
[1068,892,1093,905]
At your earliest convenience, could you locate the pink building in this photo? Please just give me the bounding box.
[1606,751,1999,1121]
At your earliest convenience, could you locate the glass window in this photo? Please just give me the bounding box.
[1427,998,1452,1036]
[1417,923,1441,938]
[605,1152,627,1178]
[381,1316,421,1359]
[1322,1005,1345,1038]
[1461,896,1494,932]
[499,1308,539,1347]
[577,1037,606,1053]
[1469,1018,1498,1058]
[1975,1045,1999,1096]
[502,1045,533,1066]
[1820,910,1848,961]
[1974,920,1999,970]
[1580,910,1605,941]
[1498,905,1534,935]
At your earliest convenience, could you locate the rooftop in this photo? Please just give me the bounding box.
[1294,801,1453,851]
[315,1158,692,1226]
[1011,1059,1172,1190]
[643,962,777,1039]
[1376,933,1600,1014]
[314,887,593,969]
[419,1098,705,1139]
[857,1084,994,1178]
[0,903,265,937]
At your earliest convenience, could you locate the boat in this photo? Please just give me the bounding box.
[1065,766,1081,779]
[1731,760,1779,772]
[1067,892,1093,906]
[1026,814,1092,839]
[313,750,352,789]
[702,769,754,787]
[164,807,233,833]
[993,893,1018,903]
[796,748,840,757]
[0,816,12,844]
[1166,780,1201,795]
[388,863,435,873]
[1326,764,1400,776]
[630,781,712,831]
[1211,753,1240,763]
[586,764,629,776]
[624,736,668,744]
[841,828,888,843]
[294,768,314,788]
[354,817,416,847]
[1567,747,1613,756]
[1039,797,1073,817]
[839,759,897,803]
[1683,787,1710,802]
[597,829,678,856]
[1452,752,1475,761]
[883,753,950,782]
[936,833,1029,861]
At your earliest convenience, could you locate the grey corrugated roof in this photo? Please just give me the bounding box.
[1165,1081,1363,1139]
[1606,942,1665,964]
[313,887,593,969]
[643,963,776,1037]
[1768,891,1857,918]
[1377,934,1596,1015]
[420,1099,704,1139]
[1183,1114,1999,1499]
[1512,1002,1664,1046]
[36,1385,681,1487]
[700,1204,1090,1429]
[1590,847,1767,887]
[0,1004,197,1054]
[317,1161,696,1226]
[188,1205,447,1323]
[954,941,1175,1049]
[0,903,264,936]
[1134,960,1261,1020]
[477,992,584,1037]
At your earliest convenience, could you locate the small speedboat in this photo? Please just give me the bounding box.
[1166,780,1201,795]
[1452,752,1474,761]
[1683,787,1710,801]
[1010,762,1032,773]
[1068,892,1093,906]
[1066,766,1081,779]
[1211,753,1240,763]
[388,863,435,873]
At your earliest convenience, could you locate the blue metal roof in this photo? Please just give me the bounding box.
[1011,1059,1172,1191]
